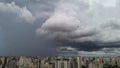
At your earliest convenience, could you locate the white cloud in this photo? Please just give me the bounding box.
[0,1,35,23]
[58,46,78,51]
[37,0,120,44]
[57,46,78,56]
[57,47,120,56]
[77,48,120,57]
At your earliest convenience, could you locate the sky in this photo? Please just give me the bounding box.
[0,0,59,56]
[0,0,120,56]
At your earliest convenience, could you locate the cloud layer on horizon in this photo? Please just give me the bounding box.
[58,46,120,56]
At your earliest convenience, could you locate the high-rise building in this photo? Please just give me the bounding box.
[88,62,96,68]
[0,57,4,67]
[7,57,17,68]
[55,58,70,68]
[18,56,33,68]
[18,56,24,68]
[40,63,53,68]
[55,59,62,68]
[116,57,120,67]
[71,58,78,68]
[76,56,82,68]
[63,58,70,68]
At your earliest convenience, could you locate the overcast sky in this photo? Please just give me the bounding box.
[0,0,120,56]
[0,0,60,56]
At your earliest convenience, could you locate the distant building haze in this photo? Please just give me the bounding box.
[0,56,119,68]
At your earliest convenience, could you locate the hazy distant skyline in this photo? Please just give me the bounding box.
[0,0,120,56]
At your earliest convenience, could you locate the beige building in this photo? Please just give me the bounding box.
[40,63,52,68]
[88,63,96,68]
[55,58,70,68]
[76,56,82,68]
[18,56,33,68]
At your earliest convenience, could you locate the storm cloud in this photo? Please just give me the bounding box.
[37,0,120,44]
[1,0,120,56]
[0,1,35,23]
[0,0,58,56]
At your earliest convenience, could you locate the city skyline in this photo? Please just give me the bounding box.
[0,56,120,68]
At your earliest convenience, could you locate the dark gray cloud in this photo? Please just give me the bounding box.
[37,0,120,44]
[35,0,120,55]
[36,0,120,56]
[1,0,120,56]
[0,0,59,56]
